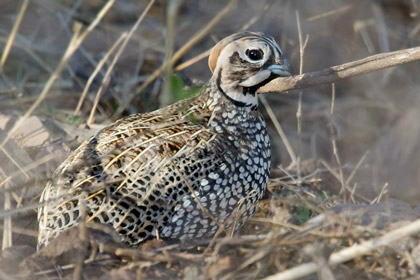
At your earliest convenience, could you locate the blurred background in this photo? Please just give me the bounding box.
[0,0,419,230]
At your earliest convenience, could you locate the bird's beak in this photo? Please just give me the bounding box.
[267,60,292,77]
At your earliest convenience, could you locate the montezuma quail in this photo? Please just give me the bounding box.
[37,31,291,248]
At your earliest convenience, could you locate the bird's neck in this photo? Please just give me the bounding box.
[199,81,262,136]
[209,75,259,109]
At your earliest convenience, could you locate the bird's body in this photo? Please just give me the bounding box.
[37,32,291,248]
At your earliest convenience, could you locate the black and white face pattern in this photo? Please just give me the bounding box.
[209,32,291,107]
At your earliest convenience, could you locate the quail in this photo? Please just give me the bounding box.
[37,31,292,248]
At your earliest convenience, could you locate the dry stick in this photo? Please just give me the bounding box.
[295,11,309,184]
[0,223,37,237]
[0,37,53,74]
[260,96,297,164]
[73,34,127,116]
[263,217,420,280]
[0,0,116,150]
[345,150,369,186]
[328,83,347,200]
[0,0,30,71]
[86,0,155,125]
[306,4,352,22]
[176,0,269,73]
[2,190,11,250]
[257,46,420,94]
[114,0,238,117]
[240,0,272,31]
[174,49,211,71]
[370,182,389,204]
[319,159,370,203]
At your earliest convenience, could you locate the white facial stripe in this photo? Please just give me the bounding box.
[226,89,258,106]
[239,70,271,87]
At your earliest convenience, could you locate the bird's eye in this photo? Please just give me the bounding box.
[245,49,263,61]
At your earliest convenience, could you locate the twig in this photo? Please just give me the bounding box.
[114,0,238,116]
[260,96,297,164]
[307,4,352,22]
[263,217,420,280]
[294,10,309,184]
[174,49,211,71]
[257,46,420,94]
[328,83,347,200]
[73,34,127,116]
[86,0,155,125]
[345,150,369,186]
[0,223,37,237]
[0,0,116,150]
[370,182,389,204]
[2,189,12,250]
[0,0,30,71]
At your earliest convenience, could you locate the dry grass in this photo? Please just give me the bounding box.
[1,0,420,279]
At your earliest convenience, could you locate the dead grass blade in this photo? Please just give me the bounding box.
[0,0,116,150]
[86,0,155,125]
[260,95,297,165]
[114,0,238,117]
[263,217,420,280]
[0,0,30,71]
[73,34,127,116]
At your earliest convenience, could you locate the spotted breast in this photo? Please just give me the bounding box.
[37,31,292,248]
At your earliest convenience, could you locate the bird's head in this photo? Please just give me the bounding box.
[208,31,292,107]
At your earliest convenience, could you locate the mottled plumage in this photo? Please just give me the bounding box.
[37,31,291,248]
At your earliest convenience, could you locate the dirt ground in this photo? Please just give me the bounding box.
[0,0,420,279]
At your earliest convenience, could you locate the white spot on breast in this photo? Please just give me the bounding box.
[201,179,209,186]
[220,198,227,209]
[183,200,191,208]
[209,173,219,180]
